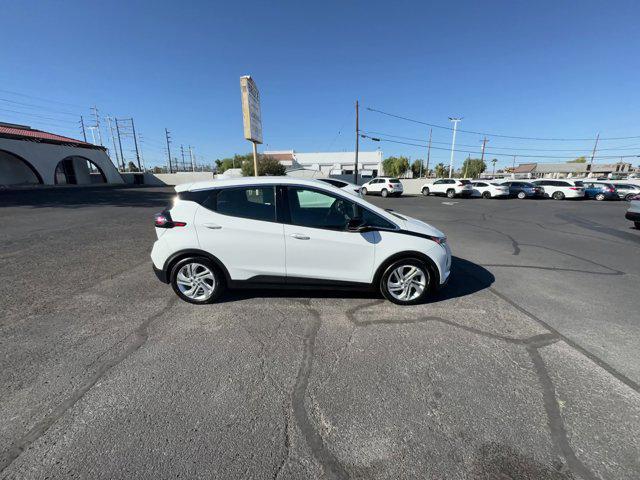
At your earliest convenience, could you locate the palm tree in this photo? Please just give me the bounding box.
[491,158,498,177]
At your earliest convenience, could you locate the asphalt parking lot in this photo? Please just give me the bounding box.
[1,186,639,479]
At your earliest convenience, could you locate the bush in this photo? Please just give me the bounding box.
[241,155,286,176]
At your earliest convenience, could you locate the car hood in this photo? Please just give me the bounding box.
[386,210,446,238]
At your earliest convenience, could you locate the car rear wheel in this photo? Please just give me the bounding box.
[517,191,526,199]
[446,189,456,199]
[422,187,430,196]
[595,193,605,201]
[170,257,224,304]
[635,221,640,229]
[482,191,491,199]
[381,188,389,198]
[361,187,368,196]
[553,191,565,200]
[380,259,432,305]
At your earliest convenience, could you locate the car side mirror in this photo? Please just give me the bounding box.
[347,217,370,232]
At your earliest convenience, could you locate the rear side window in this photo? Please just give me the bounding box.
[573,181,584,186]
[389,178,401,183]
[216,186,276,222]
[459,180,471,185]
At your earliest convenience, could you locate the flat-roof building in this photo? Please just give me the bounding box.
[264,150,384,177]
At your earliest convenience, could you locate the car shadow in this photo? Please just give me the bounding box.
[218,256,494,304]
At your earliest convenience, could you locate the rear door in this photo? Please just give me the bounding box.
[282,185,376,284]
[194,185,286,281]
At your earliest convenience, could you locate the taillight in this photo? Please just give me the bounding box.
[569,187,579,190]
[154,211,186,228]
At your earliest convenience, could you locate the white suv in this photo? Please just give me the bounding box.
[531,179,585,200]
[151,177,450,305]
[421,178,473,198]
[360,177,404,197]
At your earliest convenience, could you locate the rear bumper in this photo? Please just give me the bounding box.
[153,264,169,283]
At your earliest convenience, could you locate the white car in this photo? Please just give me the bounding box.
[625,195,640,229]
[315,178,362,196]
[151,177,450,306]
[469,181,510,199]
[360,177,404,197]
[421,178,473,198]
[531,179,585,200]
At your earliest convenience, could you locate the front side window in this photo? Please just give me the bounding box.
[287,187,357,230]
[216,186,276,222]
[361,208,397,230]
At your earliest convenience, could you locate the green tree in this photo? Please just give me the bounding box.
[461,158,487,178]
[241,155,286,176]
[382,156,410,177]
[411,159,425,178]
[567,156,587,163]
[215,154,250,173]
[434,163,447,178]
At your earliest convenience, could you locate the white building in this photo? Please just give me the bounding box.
[264,150,384,177]
[0,122,123,186]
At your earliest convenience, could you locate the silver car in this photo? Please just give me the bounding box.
[612,183,640,201]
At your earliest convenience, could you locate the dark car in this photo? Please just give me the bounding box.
[583,181,619,201]
[500,181,544,199]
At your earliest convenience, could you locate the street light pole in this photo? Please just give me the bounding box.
[448,117,462,177]
[354,100,359,184]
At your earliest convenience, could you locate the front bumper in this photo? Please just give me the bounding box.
[625,211,640,222]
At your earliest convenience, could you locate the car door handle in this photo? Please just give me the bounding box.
[290,233,310,240]
[203,223,222,229]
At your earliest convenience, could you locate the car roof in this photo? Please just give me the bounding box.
[176,176,340,192]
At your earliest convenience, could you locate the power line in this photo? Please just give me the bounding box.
[366,106,640,141]
[0,88,88,109]
[0,98,84,116]
[361,130,640,153]
[359,134,640,160]
[0,107,80,124]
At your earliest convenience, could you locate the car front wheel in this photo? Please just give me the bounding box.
[170,257,224,304]
[625,193,635,201]
[380,259,432,305]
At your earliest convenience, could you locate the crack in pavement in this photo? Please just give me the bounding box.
[0,296,178,474]
[481,264,624,276]
[292,300,349,480]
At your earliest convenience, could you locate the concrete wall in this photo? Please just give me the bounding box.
[0,137,124,186]
[0,150,41,185]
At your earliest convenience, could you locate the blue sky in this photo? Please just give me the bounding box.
[1,0,639,169]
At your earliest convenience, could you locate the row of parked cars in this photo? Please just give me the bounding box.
[419,178,640,201]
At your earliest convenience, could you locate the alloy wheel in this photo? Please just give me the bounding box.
[175,263,216,301]
[386,265,427,302]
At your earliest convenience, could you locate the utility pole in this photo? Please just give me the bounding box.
[589,132,600,170]
[115,119,125,171]
[425,128,432,178]
[180,145,185,172]
[354,100,359,184]
[448,117,462,177]
[79,115,87,142]
[130,118,142,171]
[189,146,195,172]
[480,136,488,162]
[91,106,103,146]
[165,128,173,173]
[106,116,120,169]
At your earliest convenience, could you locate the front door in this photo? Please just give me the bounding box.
[283,186,376,284]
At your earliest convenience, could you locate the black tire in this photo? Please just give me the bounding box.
[595,193,605,201]
[380,258,433,306]
[422,187,430,196]
[625,193,635,201]
[482,191,491,199]
[635,221,640,229]
[446,189,456,199]
[517,191,526,199]
[553,191,565,200]
[170,256,224,304]
[361,187,368,196]
[381,188,389,198]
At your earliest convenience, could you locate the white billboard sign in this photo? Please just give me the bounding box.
[240,75,263,144]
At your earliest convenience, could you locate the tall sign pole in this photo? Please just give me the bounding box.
[448,117,462,177]
[240,76,263,176]
[354,100,359,184]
